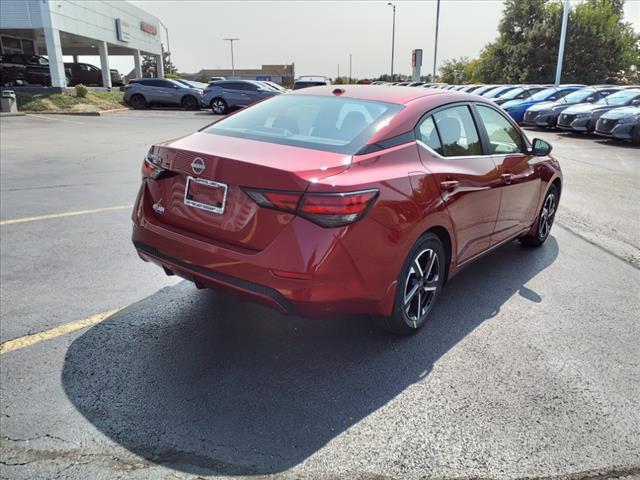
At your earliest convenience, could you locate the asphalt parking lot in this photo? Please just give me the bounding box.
[1,110,639,480]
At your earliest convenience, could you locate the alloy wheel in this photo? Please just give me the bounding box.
[211,99,226,114]
[539,192,557,239]
[403,248,440,327]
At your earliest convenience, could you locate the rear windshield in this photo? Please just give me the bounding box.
[203,94,402,154]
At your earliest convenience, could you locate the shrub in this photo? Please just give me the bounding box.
[75,84,89,98]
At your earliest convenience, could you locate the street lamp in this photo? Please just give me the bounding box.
[555,0,570,86]
[224,38,239,78]
[388,3,396,81]
[432,0,440,80]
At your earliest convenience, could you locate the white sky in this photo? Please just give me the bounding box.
[77,0,640,78]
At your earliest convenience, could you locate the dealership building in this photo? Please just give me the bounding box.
[185,64,296,86]
[0,0,163,88]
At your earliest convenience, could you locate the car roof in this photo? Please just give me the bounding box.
[288,84,460,105]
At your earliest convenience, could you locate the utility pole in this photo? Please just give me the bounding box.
[338,63,340,79]
[555,0,570,87]
[349,53,352,83]
[388,3,396,81]
[432,0,440,80]
[223,38,239,77]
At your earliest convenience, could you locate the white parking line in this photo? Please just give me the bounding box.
[0,205,132,226]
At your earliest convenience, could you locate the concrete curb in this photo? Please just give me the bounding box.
[20,107,131,116]
[0,112,26,117]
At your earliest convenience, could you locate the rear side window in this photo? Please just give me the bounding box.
[138,80,159,87]
[432,105,482,157]
[222,82,246,90]
[476,105,524,154]
[416,116,443,155]
[203,94,402,154]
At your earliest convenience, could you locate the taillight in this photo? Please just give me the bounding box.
[141,149,166,179]
[244,188,378,227]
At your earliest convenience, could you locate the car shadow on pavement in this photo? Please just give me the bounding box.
[61,236,558,476]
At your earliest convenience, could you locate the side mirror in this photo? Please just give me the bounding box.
[531,138,552,156]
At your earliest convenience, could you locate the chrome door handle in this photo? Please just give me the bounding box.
[440,180,459,191]
[501,173,513,184]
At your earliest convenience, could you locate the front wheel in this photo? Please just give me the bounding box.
[520,185,558,247]
[373,233,446,335]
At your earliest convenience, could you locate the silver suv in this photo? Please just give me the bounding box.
[124,78,203,110]
[202,80,280,114]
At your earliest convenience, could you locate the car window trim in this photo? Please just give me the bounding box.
[470,102,531,154]
[414,101,488,159]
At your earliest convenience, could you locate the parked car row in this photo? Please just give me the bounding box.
[123,78,286,113]
[371,81,640,143]
[0,54,123,87]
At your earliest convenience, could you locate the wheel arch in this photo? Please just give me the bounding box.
[425,225,453,284]
[129,92,147,104]
[551,176,562,199]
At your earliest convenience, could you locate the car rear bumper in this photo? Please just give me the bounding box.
[132,184,395,317]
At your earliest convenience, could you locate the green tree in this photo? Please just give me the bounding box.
[475,0,639,84]
[194,73,209,83]
[141,45,177,77]
[439,57,474,84]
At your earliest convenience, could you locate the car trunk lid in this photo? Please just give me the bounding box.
[146,132,351,251]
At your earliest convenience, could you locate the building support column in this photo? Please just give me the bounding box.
[97,41,112,88]
[133,49,142,78]
[42,27,67,87]
[73,55,78,63]
[156,53,164,78]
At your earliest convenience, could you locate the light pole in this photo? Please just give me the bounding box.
[224,38,239,78]
[432,0,440,80]
[388,3,396,81]
[554,0,570,86]
[159,20,171,60]
[349,53,352,83]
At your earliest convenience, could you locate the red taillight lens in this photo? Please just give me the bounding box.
[244,190,302,212]
[244,188,378,227]
[141,149,166,179]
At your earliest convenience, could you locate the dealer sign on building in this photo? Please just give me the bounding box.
[140,21,157,36]
[115,18,131,42]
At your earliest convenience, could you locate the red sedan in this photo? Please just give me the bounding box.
[132,86,562,334]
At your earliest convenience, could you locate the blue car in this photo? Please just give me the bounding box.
[501,85,584,123]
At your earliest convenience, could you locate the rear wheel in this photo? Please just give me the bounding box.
[181,95,199,110]
[520,185,558,247]
[373,233,445,335]
[130,94,147,110]
[210,97,227,114]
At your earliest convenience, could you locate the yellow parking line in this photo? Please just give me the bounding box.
[0,205,132,226]
[0,308,122,354]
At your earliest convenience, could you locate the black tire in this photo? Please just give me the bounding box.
[631,125,640,145]
[519,185,558,247]
[130,94,147,110]
[373,232,446,335]
[210,97,228,114]
[181,95,199,110]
